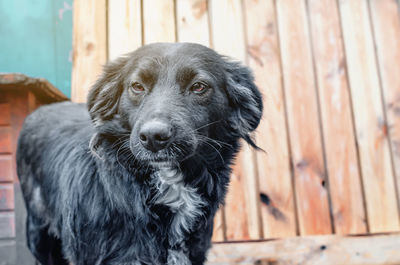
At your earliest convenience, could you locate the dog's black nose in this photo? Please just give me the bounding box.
[139,120,174,152]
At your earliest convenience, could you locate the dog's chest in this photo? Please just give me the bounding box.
[152,167,204,244]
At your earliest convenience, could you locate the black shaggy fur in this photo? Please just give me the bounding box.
[16,43,263,265]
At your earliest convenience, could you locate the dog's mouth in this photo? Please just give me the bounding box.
[131,141,197,166]
[149,160,174,169]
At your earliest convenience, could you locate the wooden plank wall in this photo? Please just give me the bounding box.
[71,0,400,241]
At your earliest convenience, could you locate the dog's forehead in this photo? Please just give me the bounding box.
[128,44,224,85]
[133,43,221,67]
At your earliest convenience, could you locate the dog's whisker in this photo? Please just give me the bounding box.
[192,120,222,132]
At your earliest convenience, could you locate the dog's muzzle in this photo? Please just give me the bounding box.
[139,120,175,152]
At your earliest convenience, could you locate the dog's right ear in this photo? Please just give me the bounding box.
[87,56,129,127]
[87,56,129,158]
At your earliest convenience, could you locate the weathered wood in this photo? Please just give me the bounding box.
[211,207,225,242]
[369,0,400,218]
[71,0,107,102]
[207,233,400,265]
[0,184,14,210]
[307,0,367,234]
[0,74,68,103]
[276,0,332,235]
[0,155,13,182]
[338,0,400,232]
[209,0,261,240]
[176,0,210,46]
[108,0,142,60]
[209,0,245,60]
[142,0,176,44]
[242,0,296,239]
[224,159,251,240]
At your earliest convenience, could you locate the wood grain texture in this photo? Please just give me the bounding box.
[142,0,176,44]
[338,0,400,232]
[206,233,400,265]
[276,0,332,235]
[209,0,261,240]
[307,0,367,234]
[176,0,210,46]
[209,0,245,60]
[211,207,225,242]
[108,0,142,60]
[243,0,296,239]
[0,184,14,210]
[369,0,400,218]
[71,0,107,103]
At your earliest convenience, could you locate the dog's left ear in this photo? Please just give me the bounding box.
[224,60,263,148]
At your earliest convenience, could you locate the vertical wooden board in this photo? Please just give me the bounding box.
[176,0,210,46]
[71,0,107,103]
[0,155,13,182]
[243,0,296,238]
[276,0,332,235]
[338,0,400,232]
[224,156,251,240]
[209,0,245,61]
[108,0,142,60]
[211,207,225,242]
[142,0,176,44]
[369,0,400,217]
[307,0,367,234]
[209,0,261,240]
[0,184,14,210]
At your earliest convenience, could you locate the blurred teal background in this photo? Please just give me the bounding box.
[0,0,73,97]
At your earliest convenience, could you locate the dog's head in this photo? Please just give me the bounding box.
[88,43,262,167]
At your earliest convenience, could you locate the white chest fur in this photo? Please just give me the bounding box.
[152,166,205,245]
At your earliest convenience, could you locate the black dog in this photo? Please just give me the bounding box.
[16,43,262,265]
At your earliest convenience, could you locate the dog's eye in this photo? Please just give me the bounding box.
[190,82,209,94]
[130,82,145,93]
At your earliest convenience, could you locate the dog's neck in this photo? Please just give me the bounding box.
[151,164,205,246]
